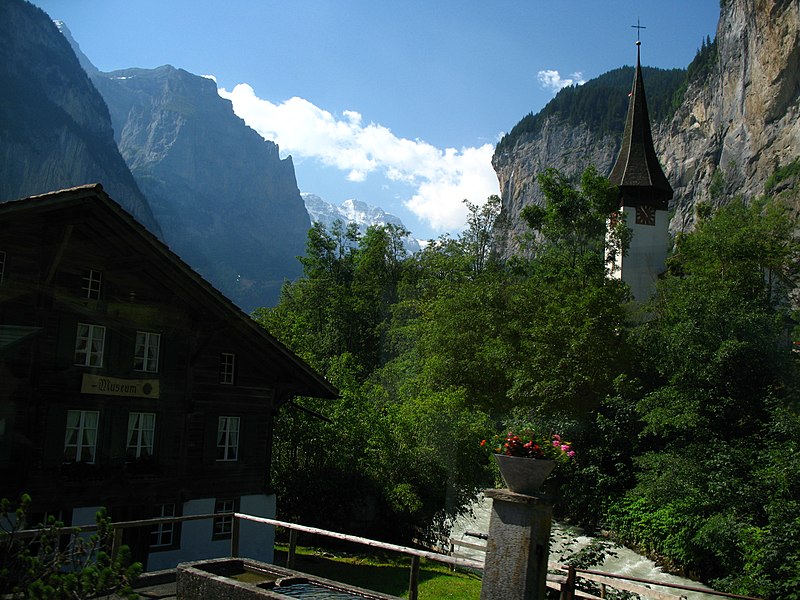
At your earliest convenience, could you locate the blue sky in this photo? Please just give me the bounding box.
[31,0,720,241]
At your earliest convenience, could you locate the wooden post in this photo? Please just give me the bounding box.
[287,529,298,569]
[408,555,420,600]
[559,565,576,600]
[111,526,124,561]
[231,515,240,558]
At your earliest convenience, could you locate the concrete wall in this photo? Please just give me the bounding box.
[146,494,276,572]
[238,494,276,562]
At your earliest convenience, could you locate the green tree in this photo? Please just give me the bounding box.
[255,220,359,372]
[609,198,800,596]
[460,195,502,276]
[521,165,627,283]
[257,217,492,542]
[351,224,409,370]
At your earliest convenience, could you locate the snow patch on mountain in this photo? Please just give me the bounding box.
[303,193,422,253]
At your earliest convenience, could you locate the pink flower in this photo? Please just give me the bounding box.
[568,451,576,458]
[552,440,560,447]
[561,444,569,452]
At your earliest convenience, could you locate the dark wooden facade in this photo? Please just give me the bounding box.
[0,184,337,566]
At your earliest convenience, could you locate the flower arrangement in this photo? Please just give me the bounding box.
[482,431,576,462]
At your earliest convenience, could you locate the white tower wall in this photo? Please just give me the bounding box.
[610,206,670,303]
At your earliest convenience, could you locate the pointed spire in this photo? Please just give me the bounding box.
[608,40,673,209]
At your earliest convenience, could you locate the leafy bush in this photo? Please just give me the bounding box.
[0,495,141,599]
[764,156,800,193]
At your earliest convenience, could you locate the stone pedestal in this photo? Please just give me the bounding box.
[480,488,553,600]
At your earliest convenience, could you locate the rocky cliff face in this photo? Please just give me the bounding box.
[494,0,800,256]
[493,119,620,257]
[90,65,310,312]
[661,0,800,230]
[0,0,161,235]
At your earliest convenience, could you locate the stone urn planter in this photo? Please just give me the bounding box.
[493,454,555,495]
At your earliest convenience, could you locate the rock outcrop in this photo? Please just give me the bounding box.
[492,66,683,257]
[0,0,161,235]
[493,0,800,256]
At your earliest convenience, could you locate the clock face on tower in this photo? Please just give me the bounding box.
[635,205,656,226]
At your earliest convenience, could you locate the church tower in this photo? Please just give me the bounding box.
[608,39,673,302]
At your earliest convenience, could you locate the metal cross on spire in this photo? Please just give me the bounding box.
[632,18,646,45]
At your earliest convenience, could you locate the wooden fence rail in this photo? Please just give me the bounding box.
[233,513,484,600]
[12,513,763,600]
[447,536,763,600]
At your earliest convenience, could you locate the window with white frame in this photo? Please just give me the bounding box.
[219,353,235,384]
[74,323,105,367]
[212,499,235,540]
[82,269,102,299]
[216,416,240,461]
[0,251,5,284]
[63,410,99,463]
[134,331,160,372]
[126,412,155,460]
[150,503,177,548]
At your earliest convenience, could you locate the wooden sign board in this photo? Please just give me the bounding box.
[81,374,160,399]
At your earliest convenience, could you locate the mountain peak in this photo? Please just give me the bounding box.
[302,193,421,253]
[53,19,98,76]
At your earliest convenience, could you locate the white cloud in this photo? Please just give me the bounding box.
[218,83,498,233]
[537,69,586,93]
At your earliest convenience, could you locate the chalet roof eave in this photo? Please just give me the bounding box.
[0,184,339,400]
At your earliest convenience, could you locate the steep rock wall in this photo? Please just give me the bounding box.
[0,0,161,235]
[662,0,800,230]
[91,66,310,311]
[492,119,619,257]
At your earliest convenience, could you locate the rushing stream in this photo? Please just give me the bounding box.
[449,496,721,600]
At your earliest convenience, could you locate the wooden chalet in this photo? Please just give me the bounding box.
[0,184,338,570]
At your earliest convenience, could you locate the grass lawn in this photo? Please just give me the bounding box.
[273,544,482,600]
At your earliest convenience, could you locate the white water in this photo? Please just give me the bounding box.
[449,496,721,600]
